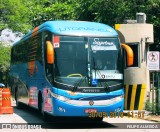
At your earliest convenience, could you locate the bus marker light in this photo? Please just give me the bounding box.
[53,36,60,48]
[67,91,77,96]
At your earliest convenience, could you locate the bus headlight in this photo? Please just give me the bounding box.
[57,95,70,102]
[49,90,70,102]
[112,95,124,102]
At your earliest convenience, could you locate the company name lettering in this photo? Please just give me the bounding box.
[93,38,114,46]
[83,89,100,93]
[57,27,110,32]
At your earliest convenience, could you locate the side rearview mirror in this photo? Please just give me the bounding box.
[121,43,134,66]
[46,41,54,64]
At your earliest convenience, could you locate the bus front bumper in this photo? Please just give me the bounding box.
[50,95,124,117]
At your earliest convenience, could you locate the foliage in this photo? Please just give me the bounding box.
[145,0,160,49]
[145,99,152,111]
[0,0,32,33]
[1,0,159,46]
[0,42,11,84]
[76,0,130,25]
[1,0,159,44]
[76,0,160,46]
[0,0,77,33]
[27,0,77,28]
[0,43,11,72]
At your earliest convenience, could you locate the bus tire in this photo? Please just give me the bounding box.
[91,117,103,122]
[15,88,23,109]
[38,92,48,122]
[95,117,103,122]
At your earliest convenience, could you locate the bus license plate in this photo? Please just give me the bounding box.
[85,108,97,113]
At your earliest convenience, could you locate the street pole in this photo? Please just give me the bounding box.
[152,72,155,114]
[156,72,160,114]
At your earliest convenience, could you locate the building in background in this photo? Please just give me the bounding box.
[115,13,154,110]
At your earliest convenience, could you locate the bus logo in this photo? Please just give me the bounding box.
[89,100,94,106]
[101,74,105,79]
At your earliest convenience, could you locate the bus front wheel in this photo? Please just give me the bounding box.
[90,117,103,122]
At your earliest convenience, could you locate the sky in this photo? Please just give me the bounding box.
[0,29,23,46]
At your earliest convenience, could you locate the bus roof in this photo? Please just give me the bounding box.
[14,21,118,45]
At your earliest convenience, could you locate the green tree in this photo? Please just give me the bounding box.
[0,43,11,71]
[0,0,160,46]
[76,0,160,46]
[27,0,76,28]
[0,0,32,34]
[145,0,160,50]
[76,0,131,25]
[0,0,77,34]
[0,42,11,84]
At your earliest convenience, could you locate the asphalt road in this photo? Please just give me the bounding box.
[0,100,159,132]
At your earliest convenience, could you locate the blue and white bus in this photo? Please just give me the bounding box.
[10,21,133,121]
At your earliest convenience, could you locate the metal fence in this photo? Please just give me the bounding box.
[148,72,160,114]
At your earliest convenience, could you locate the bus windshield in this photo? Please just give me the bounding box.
[54,36,88,87]
[54,36,122,88]
[90,38,123,80]
[90,38,120,70]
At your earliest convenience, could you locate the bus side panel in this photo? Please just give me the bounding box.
[10,61,47,108]
[27,61,46,108]
[10,63,29,105]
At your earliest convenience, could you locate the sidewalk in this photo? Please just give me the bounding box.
[140,111,160,122]
[123,110,160,123]
[10,98,160,123]
[143,115,160,122]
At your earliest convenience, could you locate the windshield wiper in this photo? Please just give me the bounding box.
[92,57,109,91]
[72,76,88,92]
[95,69,110,92]
[92,58,98,80]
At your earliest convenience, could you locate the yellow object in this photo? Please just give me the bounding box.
[115,24,121,30]
[121,43,134,66]
[67,74,83,77]
[46,41,54,64]
[124,84,146,110]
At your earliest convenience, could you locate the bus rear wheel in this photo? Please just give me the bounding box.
[15,88,23,109]
[38,93,48,122]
